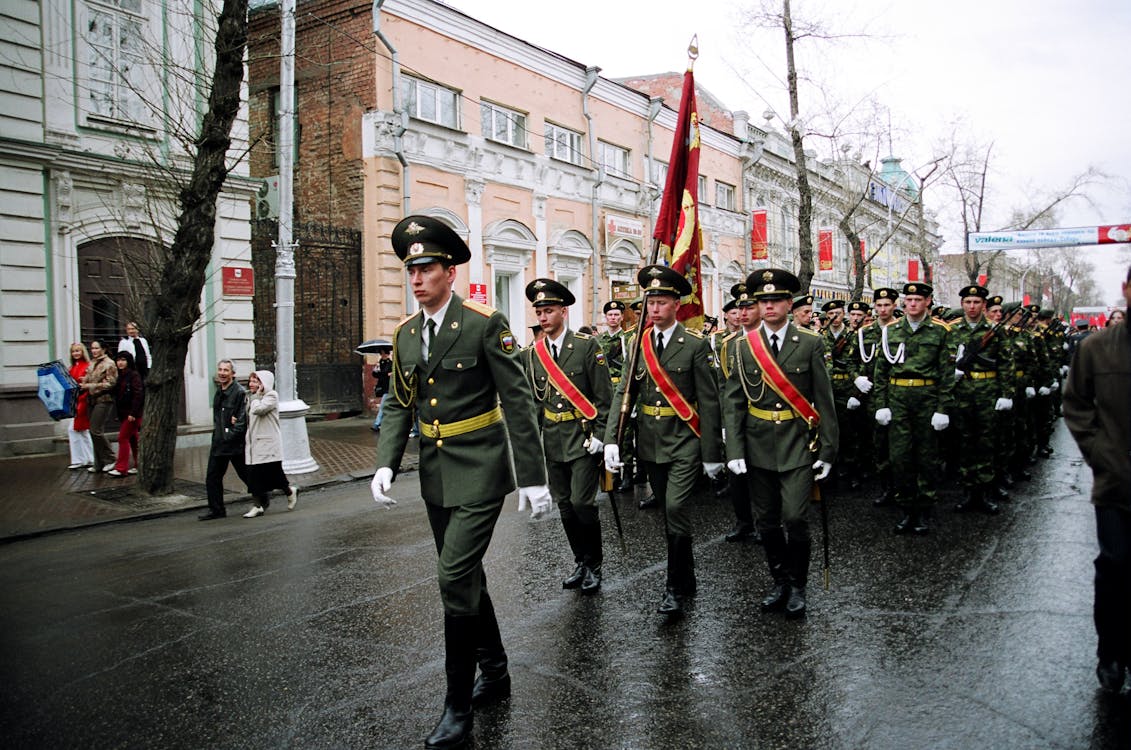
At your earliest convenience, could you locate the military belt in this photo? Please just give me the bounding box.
[641,404,678,418]
[611,376,622,384]
[968,371,997,379]
[543,408,583,423]
[891,378,936,387]
[831,373,852,380]
[748,405,797,422]
[1015,370,1024,377]
[419,406,503,440]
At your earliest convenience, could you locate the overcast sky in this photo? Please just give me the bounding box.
[448,0,1131,304]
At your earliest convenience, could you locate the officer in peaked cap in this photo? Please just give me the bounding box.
[603,263,723,617]
[391,214,472,267]
[375,215,549,748]
[724,267,836,619]
[523,278,612,595]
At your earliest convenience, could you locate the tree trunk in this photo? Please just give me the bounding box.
[138,0,249,495]
[782,0,815,292]
[839,217,864,300]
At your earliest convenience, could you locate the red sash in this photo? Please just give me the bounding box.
[640,326,701,437]
[745,328,821,427]
[534,338,598,420]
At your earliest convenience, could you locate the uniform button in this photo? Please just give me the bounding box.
[428,377,435,385]
[433,419,440,426]
[456,363,463,369]
[430,398,438,406]
[556,403,563,409]
[776,403,783,408]
[436,439,443,447]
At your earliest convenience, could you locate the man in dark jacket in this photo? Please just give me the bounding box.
[200,359,249,520]
[1063,266,1131,695]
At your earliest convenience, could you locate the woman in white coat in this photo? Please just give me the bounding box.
[242,369,297,518]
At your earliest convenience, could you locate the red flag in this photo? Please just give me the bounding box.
[908,259,920,281]
[818,229,833,271]
[977,274,987,286]
[751,209,768,260]
[653,66,703,327]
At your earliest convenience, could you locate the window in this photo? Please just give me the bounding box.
[481,101,527,148]
[400,74,460,129]
[715,181,736,211]
[494,272,512,323]
[652,160,668,188]
[84,0,150,125]
[599,141,631,179]
[697,175,709,204]
[545,122,583,165]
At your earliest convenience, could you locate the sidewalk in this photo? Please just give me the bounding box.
[0,416,415,542]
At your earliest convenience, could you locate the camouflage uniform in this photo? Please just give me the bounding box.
[821,309,862,488]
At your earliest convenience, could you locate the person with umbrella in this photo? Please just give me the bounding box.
[81,340,117,473]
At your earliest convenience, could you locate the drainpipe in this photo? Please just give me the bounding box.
[645,96,663,234]
[582,65,601,324]
[373,1,411,310]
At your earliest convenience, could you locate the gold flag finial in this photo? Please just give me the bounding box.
[687,35,699,61]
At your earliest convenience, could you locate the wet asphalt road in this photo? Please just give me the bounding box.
[1,422,1128,749]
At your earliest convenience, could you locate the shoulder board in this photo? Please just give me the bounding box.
[574,331,592,340]
[684,329,704,339]
[394,312,420,331]
[625,325,637,333]
[462,299,495,317]
[930,317,952,331]
[796,327,819,337]
[721,331,739,343]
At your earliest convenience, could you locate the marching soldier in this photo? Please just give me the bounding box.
[723,268,838,619]
[718,285,759,542]
[949,285,1014,514]
[1032,309,1062,457]
[370,215,551,749]
[999,302,1037,483]
[603,265,724,617]
[525,279,614,594]
[846,300,875,480]
[872,282,955,535]
[822,300,863,489]
[858,288,899,505]
[597,300,637,494]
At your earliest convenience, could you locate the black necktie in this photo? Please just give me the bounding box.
[424,319,436,362]
[655,331,665,358]
[551,343,559,360]
[770,332,780,357]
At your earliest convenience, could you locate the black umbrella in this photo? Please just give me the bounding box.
[354,338,392,355]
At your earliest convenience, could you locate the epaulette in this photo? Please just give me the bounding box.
[930,316,952,331]
[796,326,819,337]
[721,330,739,343]
[394,312,420,331]
[574,331,592,340]
[462,299,495,317]
[684,329,704,339]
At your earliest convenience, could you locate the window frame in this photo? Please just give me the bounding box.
[480,100,528,149]
[715,181,737,211]
[400,73,461,130]
[544,121,584,166]
[598,140,632,180]
[80,0,157,131]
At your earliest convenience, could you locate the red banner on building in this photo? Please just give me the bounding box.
[977,274,987,286]
[908,259,920,281]
[653,63,703,327]
[818,229,833,271]
[859,238,866,262]
[751,209,768,260]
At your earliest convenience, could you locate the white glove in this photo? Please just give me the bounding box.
[604,443,623,473]
[1025,386,1036,399]
[931,412,950,431]
[1051,379,1060,390]
[1038,386,1051,396]
[703,462,724,479]
[875,408,892,426]
[954,369,965,382]
[812,460,832,481]
[994,397,1013,411]
[847,396,861,410]
[517,485,553,520]
[370,467,397,508]
[955,343,965,360]
[1059,365,1069,377]
[854,375,873,394]
[727,458,747,475]
[584,436,604,455]
[1063,342,1070,351]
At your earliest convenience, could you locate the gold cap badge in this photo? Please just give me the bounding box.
[405,221,425,235]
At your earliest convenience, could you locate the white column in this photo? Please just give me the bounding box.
[466,179,485,284]
[534,193,547,276]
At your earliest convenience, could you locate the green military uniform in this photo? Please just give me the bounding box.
[718,283,760,540]
[604,265,723,616]
[948,285,1014,513]
[723,268,838,619]
[857,288,900,505]
[998,303,1037,481]
[524,279,613,593]
[374,215,548,749]
[822,300,863,488]
[872,282,956,534]
[1030,310,1062,456]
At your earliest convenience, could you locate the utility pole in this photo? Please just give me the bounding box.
[276,0,318,473]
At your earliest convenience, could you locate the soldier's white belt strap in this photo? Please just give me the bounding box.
[543,408,583,423]
[641,404,678,418]
[891,378,936,387]
[967,371,997,379]
[419,406,503,439]
[748,405,797,422]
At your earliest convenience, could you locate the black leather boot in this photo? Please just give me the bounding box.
[759,528,790,612]
[426,614,477,749]
[471,593,510,707]
[580,521,603,594]
[615,458,634,492]
[979,484,1001,515]
[784,533,811,619]
[894,510,918,535]
[912,508,931,535]
[560,515,586,589]
[955,486,983,513]
[638,493,658,510]
[657,534,683,616]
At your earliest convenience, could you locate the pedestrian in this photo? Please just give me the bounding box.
[723,268,838,619]
[371,350,392,431]
[872,283,955,535]
[370,215,550,750]
[603,264,724,618]
[116,321,152,382]
[81,340,117,473]
[66,342,95,470]
[242,369,297,517]
[523,278,613,594]
[1106,309,1125,327]
[1062,264,1131,695]
[199,359,249,521]
[107,350,143,477]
